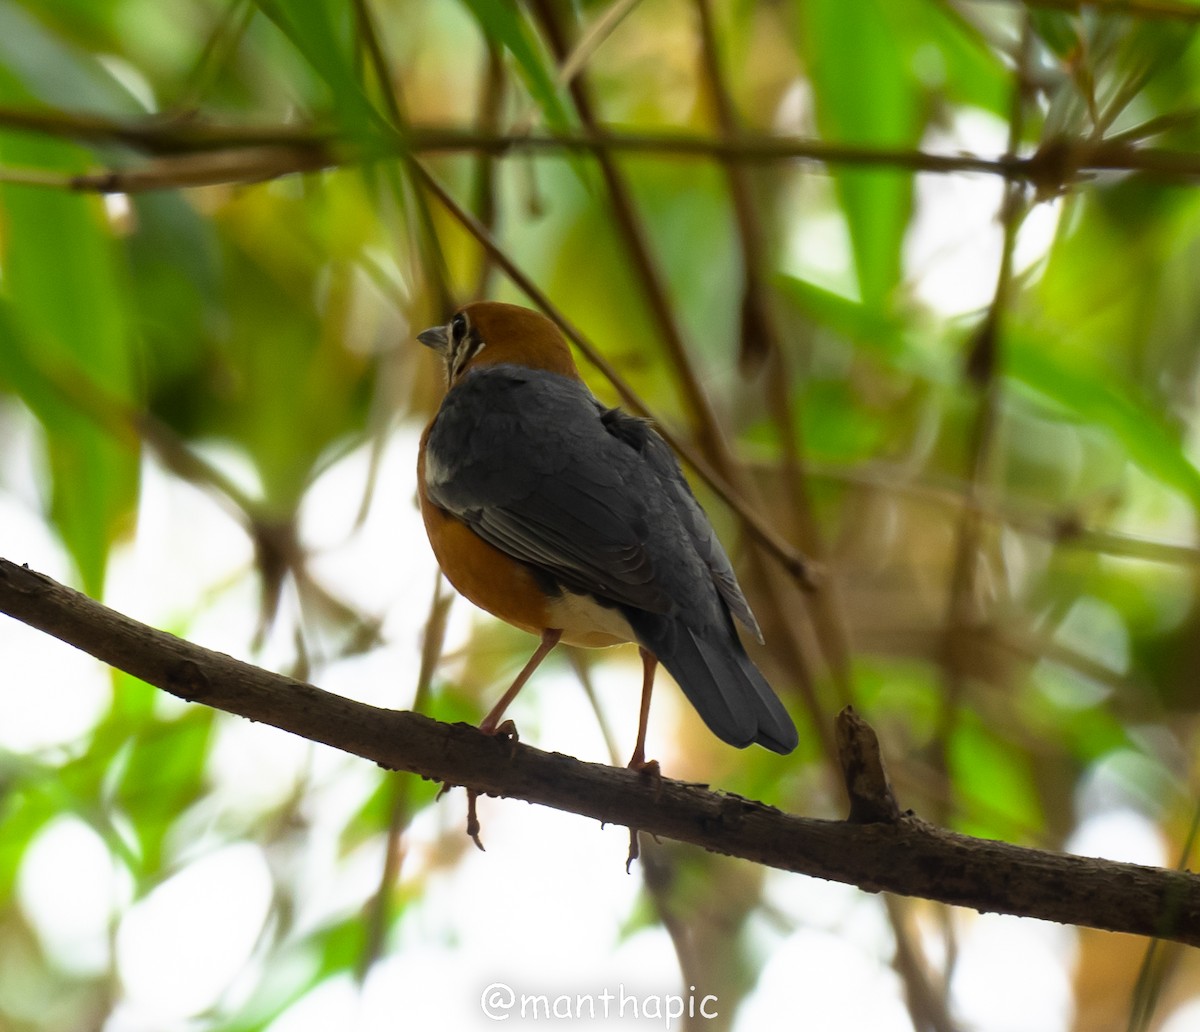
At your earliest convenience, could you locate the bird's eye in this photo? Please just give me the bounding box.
[450,313,469,343]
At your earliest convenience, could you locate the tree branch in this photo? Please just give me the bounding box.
[5,105,1200,192]
[1,556,1198,946]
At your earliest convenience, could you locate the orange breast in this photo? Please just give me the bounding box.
[417,425,551,637]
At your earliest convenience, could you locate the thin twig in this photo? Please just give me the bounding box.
[531,0,840,769]
[410,160,814,584]
[5,106,1200,187]
[358,573,452,981]
[470,40,507,301]
[1127,802,1200,1031]
[974,0,1200,24]
[556,0,646,88]
[693,0,853,714]
[936,13,1036,818]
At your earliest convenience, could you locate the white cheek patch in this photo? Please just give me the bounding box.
[451,338,485,383]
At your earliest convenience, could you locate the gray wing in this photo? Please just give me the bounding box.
[612,410,764,642]
[424,367,673,613]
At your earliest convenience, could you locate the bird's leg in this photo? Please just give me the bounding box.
[479,627,563,734]
[625,648,661,870]
[626,648,661,775]
[463,628,562,851]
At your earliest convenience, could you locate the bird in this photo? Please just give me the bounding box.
[416,301,797,770]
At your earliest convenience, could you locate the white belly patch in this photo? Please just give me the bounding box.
[544,591,637,648]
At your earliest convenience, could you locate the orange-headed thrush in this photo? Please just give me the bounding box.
[417,302,798,767]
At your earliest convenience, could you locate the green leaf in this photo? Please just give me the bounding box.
[1030,9,1082,62]
[458,0,574,131]
[110,708,216,877]
[912,1,1010,117]
[0,122,139,595]
[251,0,380,139]
[1005,326,1200,509]
[794,0,922,307]
[212,192,373,508]
[127,192,222,438]
[778,275,912,365]
[951,713,1044,840]
[1024,666,1129,766]
[0,766,62,900]
[780,274,1200,509]
[0,2,144,112]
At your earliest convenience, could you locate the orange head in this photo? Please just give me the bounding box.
[417,301,582,387]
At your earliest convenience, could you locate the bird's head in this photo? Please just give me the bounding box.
[417,302,582,387]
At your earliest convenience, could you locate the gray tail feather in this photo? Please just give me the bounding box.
[655,626,798,754]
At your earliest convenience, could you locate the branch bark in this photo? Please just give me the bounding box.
[1,556,1198,946]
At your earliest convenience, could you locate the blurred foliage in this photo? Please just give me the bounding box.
[0,0,1200,1029]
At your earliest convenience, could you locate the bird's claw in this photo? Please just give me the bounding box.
[466,790,486,851]
[479,718,520,758]
[437,782,488,849]
[622,755,662,871]
[628,756,660,777]
[454,719,524,849]
[493,718,519,740]
[492,719,520,759]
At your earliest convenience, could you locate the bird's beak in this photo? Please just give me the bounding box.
[417,325,449,353]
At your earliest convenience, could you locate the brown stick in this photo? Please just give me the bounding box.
[1,556,1198,946]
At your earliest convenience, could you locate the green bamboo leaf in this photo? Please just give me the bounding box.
[1006,326,1200,508]
[0,116,139,595]
[251,0,380,138]
[126,192,222,438]
[778,275,911,364]
[951,713,1044,839]
[913,1,1010,116]
[1030,9,1082,62]
[223,918,366,1032]
[112,710,216,877]
[459,0,574,131]
[0,2,143,112]
[794,0,922,308]
[0,769,61,900]
[214,204,370,508]
[780,275,1200,507]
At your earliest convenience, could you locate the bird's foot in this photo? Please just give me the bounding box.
[627,756,660,777]
[492,717,519,742]
[437,783,488,850]
[448,719,524,850]
[624,827,662,872]
[479,717,520,759]
[623,751,662,872]
[466,790,486,852]
[625,743,660,777]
